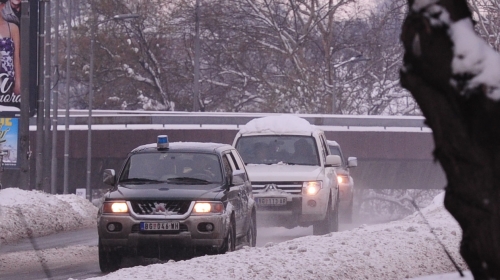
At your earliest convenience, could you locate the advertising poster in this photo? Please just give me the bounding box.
[0,0,21,110]
[0,0,37,117]
[0,117,18,168]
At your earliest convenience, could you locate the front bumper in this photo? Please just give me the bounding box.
[98,213,228,250]
[254,188,329,226]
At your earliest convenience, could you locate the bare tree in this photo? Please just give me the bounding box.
[469,0,500,51]
[400,0,500,278]
[329,0,422,116]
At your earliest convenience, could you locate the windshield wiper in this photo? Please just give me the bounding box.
[119,178,163,184]
[166,177,211,184]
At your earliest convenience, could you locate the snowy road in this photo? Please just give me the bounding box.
[0,189,469,280]
[0,221,363,280]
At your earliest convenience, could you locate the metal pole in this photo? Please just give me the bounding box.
[193,0,200,112]
[63,0,72,194]
[331,68,336,114]
[19,0,32,189]
[86,13,138,200]
[35,0,46,191]
[86,0,96,201]
[51,0,60,194]
[43,0,52,193]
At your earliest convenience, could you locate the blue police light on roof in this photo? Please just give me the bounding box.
[157,135,169,149]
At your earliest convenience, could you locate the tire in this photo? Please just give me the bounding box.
[98,238,122,273]
[343,198,353,224]
[332,194,339,232]
[220,219,236,253]
[246,213,257,247]
[313,194,339,235]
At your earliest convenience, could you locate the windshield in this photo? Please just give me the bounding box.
[118,152,223,185]
[328,145,346,167]
[235,135,320,166]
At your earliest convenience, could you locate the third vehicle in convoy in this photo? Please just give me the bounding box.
[327,140,357,223]
[233,115,342,235]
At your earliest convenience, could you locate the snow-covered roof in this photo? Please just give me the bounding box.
[327,140,339,146]
[238,115,319,135]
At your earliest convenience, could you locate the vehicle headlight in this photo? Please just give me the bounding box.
[103,202,129,213]
[337,175,348,184]
[303,181,322,196]
[193,202,224,214]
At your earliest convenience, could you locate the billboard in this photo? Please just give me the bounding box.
[0,117,18,168]
[0,0,37,117]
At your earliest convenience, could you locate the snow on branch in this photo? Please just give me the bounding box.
[449,19,500,100]
[411,0,500,100]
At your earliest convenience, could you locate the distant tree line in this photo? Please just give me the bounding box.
[52,0,496,115]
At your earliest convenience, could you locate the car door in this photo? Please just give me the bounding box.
[319,135,337,201]
[222,152,247,236]
[230,149,251,221]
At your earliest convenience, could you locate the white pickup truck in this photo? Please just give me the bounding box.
[233,115,342,235]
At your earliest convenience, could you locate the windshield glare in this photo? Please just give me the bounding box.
[119,152,222,185]
[235,136,320,166]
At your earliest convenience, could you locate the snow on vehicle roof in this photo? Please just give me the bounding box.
[239,115,318,135]
[327,140,339,146]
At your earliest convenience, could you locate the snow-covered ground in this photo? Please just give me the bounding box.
[0,188,470,279]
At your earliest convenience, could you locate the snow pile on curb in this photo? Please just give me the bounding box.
[0,188,98,245]
[86,192,468,280]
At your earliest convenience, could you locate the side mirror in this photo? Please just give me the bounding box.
[325,155,341,168]
[103,169,116,186]
[230,170,246,186]
[347,157,358,168]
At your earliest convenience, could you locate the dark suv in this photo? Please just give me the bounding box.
[97,136,256,272]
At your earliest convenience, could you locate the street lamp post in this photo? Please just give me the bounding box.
[193,0,201,112]
[331,55,370,114]
[86,12,139,201]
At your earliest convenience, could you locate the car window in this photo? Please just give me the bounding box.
[224,153,238,171]
[222,155,233,178]
[328,145,346,167]
[119,152,223,185]
[235,135,320,166]
[230,150,245,170]
[318,135,328,162]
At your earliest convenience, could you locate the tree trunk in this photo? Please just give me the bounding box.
[400,0,500,279]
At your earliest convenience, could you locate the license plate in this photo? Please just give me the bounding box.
[140,222,180,231]
[257,197,286,206]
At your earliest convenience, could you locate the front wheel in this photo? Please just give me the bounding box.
[332,194,339,232]
[98,238,122,273]
[220,220,236,254]
[245,214,257,247]
[342,198,353,224]
[313,194,339,235]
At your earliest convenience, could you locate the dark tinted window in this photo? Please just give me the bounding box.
[235,135,319,166]
[119,152,222,185]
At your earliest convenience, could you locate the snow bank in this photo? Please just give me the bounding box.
[0,188,469,280]
[0,188,98,245]
[86,191,468,280]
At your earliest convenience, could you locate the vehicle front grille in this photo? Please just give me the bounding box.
[130,200,192,215]
[252,181,303,195]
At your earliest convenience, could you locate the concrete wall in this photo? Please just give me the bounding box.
[1,128,446,193]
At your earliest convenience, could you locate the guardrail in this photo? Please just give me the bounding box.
[29,110,428,128]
